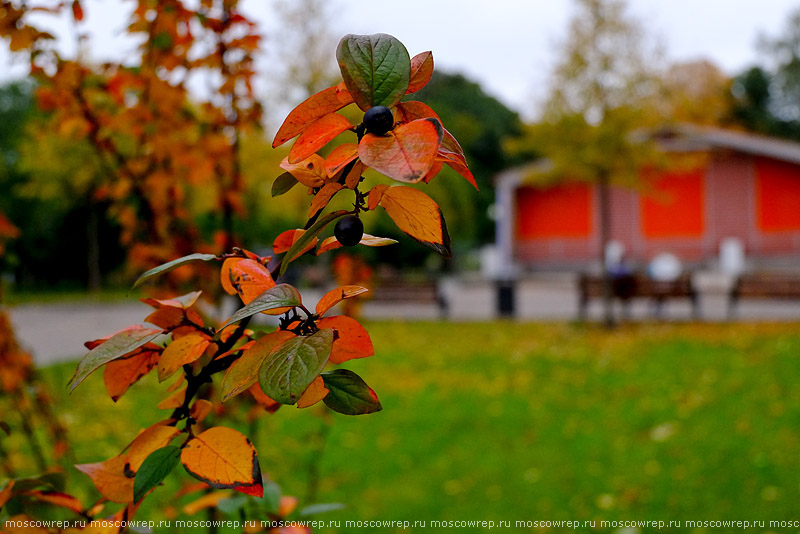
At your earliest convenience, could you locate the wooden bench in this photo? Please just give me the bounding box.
[728,273,800,318]
[578,272,699,320]
[369,277,447,317]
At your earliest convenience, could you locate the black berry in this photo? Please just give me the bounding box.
[363,106,394,136]
[334,215,364,247]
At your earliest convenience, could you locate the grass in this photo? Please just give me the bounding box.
[8,321,800,532]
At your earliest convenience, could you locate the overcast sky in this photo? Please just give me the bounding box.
[3,0,799,121]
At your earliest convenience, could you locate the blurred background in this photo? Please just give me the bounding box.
[2,0,800,531]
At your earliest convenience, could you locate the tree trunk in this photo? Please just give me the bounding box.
[598,171,615,329]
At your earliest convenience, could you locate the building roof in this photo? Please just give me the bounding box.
[654,124,800,165]
[496,125,800,188]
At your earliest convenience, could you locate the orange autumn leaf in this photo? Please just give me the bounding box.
[379,185,451,256]
[308,183,344,219]
[407,51,434,93]
[358,118,443,183]
[325,143,359,178]
[22,490,83,514]
[183,492,228,515]
[368,184,388,211]
[344,160,365,189]
[157,386,187,409]
[296,375,329,408]
[220,257,242,295]
[224,258,276,305]
[125,424,181,473]
[221,330,295,402]
[316,236,343,255]
[157,334,211,382]
[248,384,282,414]
[317,316,374,364]
[273,82,353,148]
[189,399,213,422]
[0,481,15,509]
[280,154,327,188]
[104,349,160,402]
[181,427,263,497]
[315,285,370,316]
[145,307,187,330]
[423,159,445,183]
[288,113,352,164]
[76,455,132,503]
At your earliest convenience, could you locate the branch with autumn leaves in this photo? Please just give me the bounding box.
[1,33,474,530]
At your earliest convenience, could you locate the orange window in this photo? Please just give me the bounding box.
[515,183,592,239]
[641,169,705,238]
[756,157,800,232]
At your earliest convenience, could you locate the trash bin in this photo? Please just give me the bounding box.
[496,280,515,318]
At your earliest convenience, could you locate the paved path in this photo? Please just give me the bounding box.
[6,282,800,365]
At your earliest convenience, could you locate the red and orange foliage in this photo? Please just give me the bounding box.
[0,0,261,288]
[0,29,473,530]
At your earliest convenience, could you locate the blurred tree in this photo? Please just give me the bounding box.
[521,0,665,327]
[0,80,126,289]
[662,59,732,125]
[264,0,340,124]
[727,10,800,140]
[0,0,263,293]
[758,8,800,123]
[414,71,522,246]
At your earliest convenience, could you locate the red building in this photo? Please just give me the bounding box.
[495,126,800,274]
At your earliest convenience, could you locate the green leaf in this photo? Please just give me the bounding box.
[69,328,163,393]
[258,329,334,405]
[336,33,411,111]
[272,172,299,197]
[321,369,383,415]
[219,284,302,330]
[133,445,180,503]
[260,479,282,514]
[132,253,217,290]
[280,210,349,277]
[217,494,249,516]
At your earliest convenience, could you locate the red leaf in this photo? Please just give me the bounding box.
[273,229,318,260]
[438,128,477,189]
[358,118,443,183]
[325,143,359,178]
[407,51,434,93]
[71,0,84,21]
[316,236,343,256]
[288,113,352,164]
[273,83,353,148]
[317,316,374,364]
[394,101,440,125]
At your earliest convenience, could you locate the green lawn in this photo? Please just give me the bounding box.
[10,322,800,532]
